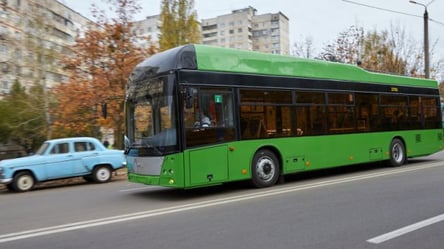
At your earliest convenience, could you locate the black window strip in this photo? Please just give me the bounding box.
[178,70,439,96]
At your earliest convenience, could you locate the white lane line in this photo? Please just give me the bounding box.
[1,161,443,244]
[367,214,444,244]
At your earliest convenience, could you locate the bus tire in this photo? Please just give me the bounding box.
[389,138,406,166]
[251,149,280,188]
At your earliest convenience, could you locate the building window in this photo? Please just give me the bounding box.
[1,80,9,93]
[1,62,9,72]
[0,42,7,54]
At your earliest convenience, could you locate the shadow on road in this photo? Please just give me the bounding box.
[0,169,128,194]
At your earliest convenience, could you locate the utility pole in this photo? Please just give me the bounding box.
[343,0,440,79]
[409,0,431,79]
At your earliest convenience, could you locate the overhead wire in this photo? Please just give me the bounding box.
[342,0,444,27]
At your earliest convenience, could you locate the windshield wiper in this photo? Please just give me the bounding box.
[141,139,163,156]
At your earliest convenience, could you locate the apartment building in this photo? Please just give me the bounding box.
[252,11,289,55]
[201,6,290,55]
[132,6,289,55]
[131,14,161,50]
[0,0,93,94]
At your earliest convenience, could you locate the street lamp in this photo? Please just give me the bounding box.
[409,0,431,79]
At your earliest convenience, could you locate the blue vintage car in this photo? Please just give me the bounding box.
[0,137,126,192]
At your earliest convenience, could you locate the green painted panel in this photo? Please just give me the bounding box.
[195,129,443,184]
[369,148,383,160]
[194,44,437,88]
[187,144,229,186]
[285,155,306,172]
[128,129,443,188]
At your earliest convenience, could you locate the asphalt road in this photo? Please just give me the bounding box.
[1,151,444,249]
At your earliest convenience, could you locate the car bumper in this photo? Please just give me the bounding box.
[0,178,12,184]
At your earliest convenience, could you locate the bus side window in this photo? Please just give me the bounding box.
[185,88,235,147]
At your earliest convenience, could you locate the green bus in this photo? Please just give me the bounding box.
[124,44,443,188]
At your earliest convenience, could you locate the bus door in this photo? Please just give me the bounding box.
[183,87,236,186]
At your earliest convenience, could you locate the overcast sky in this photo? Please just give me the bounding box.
[63,0,443,67]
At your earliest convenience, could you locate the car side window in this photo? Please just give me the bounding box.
[50,143,70,154]
[74,142,88,152]
[87,142,96,151]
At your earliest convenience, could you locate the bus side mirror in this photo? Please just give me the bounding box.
[185,88,194,109]
[124,135,130,154]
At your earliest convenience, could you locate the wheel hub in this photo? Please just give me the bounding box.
[392,144,403,162]
[256,157,275,182]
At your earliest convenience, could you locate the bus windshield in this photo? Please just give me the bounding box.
[125,75,178,155]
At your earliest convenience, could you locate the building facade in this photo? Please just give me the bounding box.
[0,2,290,95]
[133,6,290,55]
[252,11,289,55]
[0,0,93,95]
[131,14,161,50]
[201,6,289,55]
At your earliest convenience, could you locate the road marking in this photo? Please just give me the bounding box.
[367,214,444,244]
[1,161,443,244]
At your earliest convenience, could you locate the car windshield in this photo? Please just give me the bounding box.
[125,75,178,155]
[35,142,49,155]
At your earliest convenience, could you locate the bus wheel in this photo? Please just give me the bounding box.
[251,149,280,188]
[389,138,406,166]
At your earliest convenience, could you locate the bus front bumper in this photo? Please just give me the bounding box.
[128,173,182,188]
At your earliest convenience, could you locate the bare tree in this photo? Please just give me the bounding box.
[292,35,315,59]
[320,25,364,64]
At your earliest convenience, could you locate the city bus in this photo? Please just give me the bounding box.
[124,44,443,189]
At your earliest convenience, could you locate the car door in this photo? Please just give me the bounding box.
[44,142,75,179]
[72,141,98,175]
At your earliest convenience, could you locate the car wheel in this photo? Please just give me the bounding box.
[92,166,112,183]
[12,172,35,192]
[251,149,280,188]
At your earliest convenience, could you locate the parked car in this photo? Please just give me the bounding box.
[0,137,126,192]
